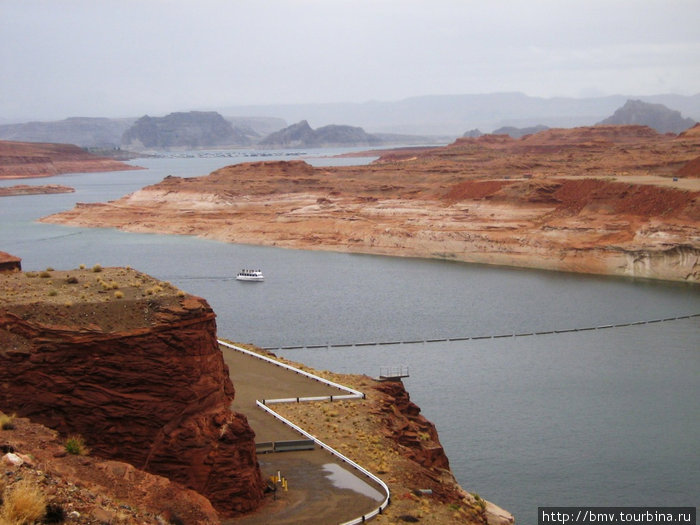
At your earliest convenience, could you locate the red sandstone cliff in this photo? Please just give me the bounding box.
[0,267,264,518]
[0,140,141,179]
[372,381,451,474]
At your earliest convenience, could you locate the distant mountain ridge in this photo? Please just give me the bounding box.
[0,117,135,149]
[2,92,699,147]
[258,120,382,148]
[597,99,696,134]
[219,92,700,135]
[0,114,286,150]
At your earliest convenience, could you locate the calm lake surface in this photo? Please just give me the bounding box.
[1,150,698,524]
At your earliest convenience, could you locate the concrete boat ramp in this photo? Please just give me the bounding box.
[220,342,389,525]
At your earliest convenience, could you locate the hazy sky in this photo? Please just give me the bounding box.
[2,0,699,121]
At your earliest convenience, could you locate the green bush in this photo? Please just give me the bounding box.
[64,435,89,455]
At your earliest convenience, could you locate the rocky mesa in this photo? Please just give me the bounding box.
[258,120,382,148]
[0,266,265,518]
[42,125,700,282]
[0,140,141,179]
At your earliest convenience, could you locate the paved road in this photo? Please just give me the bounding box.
[221,345,385,525]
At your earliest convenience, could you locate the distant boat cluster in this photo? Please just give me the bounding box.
[154,151,306,159]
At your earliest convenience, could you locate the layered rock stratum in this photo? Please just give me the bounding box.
[0,140,141,179]
[43,125,700,282]
[0,267,265,517]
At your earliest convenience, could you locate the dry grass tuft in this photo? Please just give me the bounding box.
[0,412,16,430]
[0,479,47,525]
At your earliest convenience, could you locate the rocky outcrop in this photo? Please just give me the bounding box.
[598,99,696,134]
[0,267,265,517]
[0,184,75,196]
[372,381,450,472]
[259,120,382,148]
[370,380,514,523]
[1,416,221,524]
[226,116,287,137]
[121,111,253,150]
[0,140,141,179]
[492,124,549,138]
[0,251,21,272]
[463,128,483,138]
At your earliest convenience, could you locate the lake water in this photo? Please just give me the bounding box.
[1,150,698,524]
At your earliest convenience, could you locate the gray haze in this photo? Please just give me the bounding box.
[1,0,699,122]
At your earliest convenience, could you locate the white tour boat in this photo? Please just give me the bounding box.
[236,269,264,282]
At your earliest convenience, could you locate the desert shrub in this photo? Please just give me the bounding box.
[64,276,79,284]
[176,290,186,297]
[47,290,58,297]
[92,264,102,273]
[39,271,51,278]
[42,504,65,524]
[45,267,54,272]
[79,263,86,269]
[0,413,15,430]
[24,272,37,278]
[114,291,124,299]
[64,435,89,456]
[0,479,47,525]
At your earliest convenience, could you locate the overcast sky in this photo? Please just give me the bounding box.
[1,0,699,121]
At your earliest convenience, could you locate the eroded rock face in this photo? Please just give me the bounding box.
[0,270,264,517]
[372,381,450,472]
[0,251,21,272]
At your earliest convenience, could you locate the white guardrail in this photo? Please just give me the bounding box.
[218,340,391,525]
